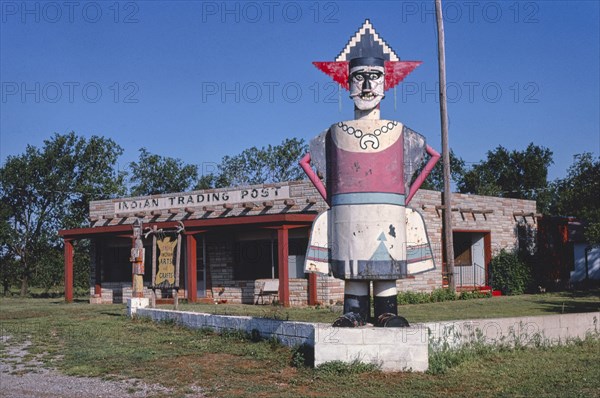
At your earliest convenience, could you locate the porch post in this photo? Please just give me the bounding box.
[308,272,318,306]
[64,239,74,303]
[277,226,290,307]
[94,240,102,297]
[186,233,197,303]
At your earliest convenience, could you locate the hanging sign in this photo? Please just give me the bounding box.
[155,237,177,287]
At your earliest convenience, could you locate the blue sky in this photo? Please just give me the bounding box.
[1,0,599,186]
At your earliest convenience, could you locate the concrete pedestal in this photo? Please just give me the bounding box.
[314,325,429,372]
[127,297,149,317]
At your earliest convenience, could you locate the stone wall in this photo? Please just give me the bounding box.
[135,307,599,373]
[424,312,599,349]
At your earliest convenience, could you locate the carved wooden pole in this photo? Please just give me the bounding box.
[130,218,145,298]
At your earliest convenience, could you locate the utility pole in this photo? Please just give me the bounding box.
[435,0,456,292]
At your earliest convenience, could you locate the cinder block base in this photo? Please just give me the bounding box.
[127,298,149,317]
[314,325,429,372]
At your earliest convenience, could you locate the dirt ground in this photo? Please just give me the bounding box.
[0,336,205,398]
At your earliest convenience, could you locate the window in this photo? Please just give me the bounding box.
[288,238,308,278]
[234,240,277,280]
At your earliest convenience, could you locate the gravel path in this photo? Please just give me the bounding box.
[0,336,206,398]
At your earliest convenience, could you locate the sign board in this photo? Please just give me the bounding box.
[156,237,177,287]
[114,186,290,213]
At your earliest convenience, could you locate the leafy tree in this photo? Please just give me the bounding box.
[129,148,198,195]
[551,153,600,244]
[200,138,308,188]
[0,132,126,295]
[458,143,553,212]
[418,149,465,191]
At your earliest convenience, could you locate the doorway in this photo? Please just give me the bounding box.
[452,231,490,288]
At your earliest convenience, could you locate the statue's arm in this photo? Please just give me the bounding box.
[300,153,327,202]
[300,129,329,203]
[406,145,440,205]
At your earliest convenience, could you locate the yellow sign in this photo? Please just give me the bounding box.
[156,238,177,286]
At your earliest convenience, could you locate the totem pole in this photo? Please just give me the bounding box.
[301,19,440,327]
[130,218,145,298]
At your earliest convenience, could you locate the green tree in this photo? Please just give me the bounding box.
[418,149,465,191]
[551,153,600,244]
[200,138,308,188]
[129,148,198,195]
[458,143,553,212]
[0,132,126,295]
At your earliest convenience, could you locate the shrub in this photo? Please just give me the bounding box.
[459,290,491,300]
[397,290,431,305]
[398,287,493,304]
[490,249,532,295]
[431,287,457,302]
[398,288,465,305]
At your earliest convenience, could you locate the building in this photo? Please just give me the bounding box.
[59,181,537,305]
[537,216,600,286]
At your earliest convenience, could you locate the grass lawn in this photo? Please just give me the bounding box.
[169,290,600,324]
[1,292,599,397]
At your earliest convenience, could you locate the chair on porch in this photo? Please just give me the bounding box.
[255,279,279,304]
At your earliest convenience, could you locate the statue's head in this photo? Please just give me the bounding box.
[313,19,422,113]
[349,57,385,110]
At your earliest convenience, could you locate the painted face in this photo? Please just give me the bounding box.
[349,65,385,110]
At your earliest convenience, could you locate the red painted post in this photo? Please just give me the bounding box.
[308,272,318,305]
[186,234,197,303]
[277,227,290,307]
[94,242,102,297]
[64,239,74,303]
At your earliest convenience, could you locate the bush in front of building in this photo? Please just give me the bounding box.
[397,290,433,305]
[458,290,492,300]
[397,287,492,305]
[431,287,458,302]
[490,249,532,295]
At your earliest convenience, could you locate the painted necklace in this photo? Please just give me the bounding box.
[337,121,398,139]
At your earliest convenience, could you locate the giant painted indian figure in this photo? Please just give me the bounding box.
[300,19,440,327]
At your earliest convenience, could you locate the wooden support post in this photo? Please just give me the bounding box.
[64,239,74,303]
[174,231,182,310]
[436,0,456,292]
[186,234,198,303]
[277,227,290,307]
[308,272,318,306]
[151,225,157,308]
[94,240,102,297]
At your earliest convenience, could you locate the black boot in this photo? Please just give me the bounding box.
[374,295,409,327]
[333,294,369,327]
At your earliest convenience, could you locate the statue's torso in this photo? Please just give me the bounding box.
[329,119,406,196]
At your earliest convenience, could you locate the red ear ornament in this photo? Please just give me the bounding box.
[313,61,350,90]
